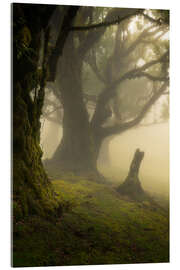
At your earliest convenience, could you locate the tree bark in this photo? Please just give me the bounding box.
[117,149,147,201]
[13,4,60,222]
[49,33,98,177]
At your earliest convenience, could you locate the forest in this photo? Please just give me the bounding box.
[13,3,169,267]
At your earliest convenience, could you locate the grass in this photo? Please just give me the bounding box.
[13,175,169,267]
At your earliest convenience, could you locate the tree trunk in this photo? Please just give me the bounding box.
[117,149,147,201]
[98,137,111,166]
[13,83,59,221]
[49,33,99,177]
[13,4,59,222]
[47,59,112,179]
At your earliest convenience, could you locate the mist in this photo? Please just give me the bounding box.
[41,120,62,159]
[13,5,170,267]
[41,118,169,197]
[98,121,169,197]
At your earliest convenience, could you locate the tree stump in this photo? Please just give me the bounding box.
[117,149,147,201]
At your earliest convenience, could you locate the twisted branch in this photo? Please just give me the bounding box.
[102,81,169,138]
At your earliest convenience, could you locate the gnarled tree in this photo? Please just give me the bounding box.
[13,4,80,221]
[43,8,169,181]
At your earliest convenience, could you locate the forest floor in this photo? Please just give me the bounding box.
[13,174,169,267]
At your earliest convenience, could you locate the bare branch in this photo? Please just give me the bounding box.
[130,72,168,82]
[71,10,168,32]
[70,10,143,32]
[91,49,169,129]
[113,50,169,86]
[142,13,168,25]
[78,9,143,57]
[125,25,154,55]
[102,81,168,138]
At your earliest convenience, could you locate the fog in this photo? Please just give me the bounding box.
[41,119,169,197]
[41,121,62,159]
[98,121,169,197]
[40,7,169,200]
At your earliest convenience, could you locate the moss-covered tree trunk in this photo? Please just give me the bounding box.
[13,4,59,222]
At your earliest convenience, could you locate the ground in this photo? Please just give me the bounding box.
[13,174,169,267]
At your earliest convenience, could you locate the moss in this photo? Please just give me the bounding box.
[19,26,31,47]
[13,13,61,224]
[13,201,23,222]
[13,89,60,222]
[13,178,169,267]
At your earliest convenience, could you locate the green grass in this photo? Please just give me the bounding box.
[13,176,169,267]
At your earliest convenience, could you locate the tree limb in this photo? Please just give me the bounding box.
[47,6,79,81]
[78,9,143,58]
[94,50,169,107]
[101,81,169,138]
[142,13,169,26]
[130,72,168,81]
[90,48,168,130]
[125,25,167,56]
[70,10,143,31]
[119,50,168,79]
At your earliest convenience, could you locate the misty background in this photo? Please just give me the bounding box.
[39,7,169,199]
[40,103,169,197]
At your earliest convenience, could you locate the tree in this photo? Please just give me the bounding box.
[13,4,79,221]
[45,7,169,180]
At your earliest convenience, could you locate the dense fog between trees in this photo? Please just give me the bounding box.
[13,5,170,266]
[41,109,169,197]
[39,7,169,198]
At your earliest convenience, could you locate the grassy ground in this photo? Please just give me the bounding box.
[13,175,169,267]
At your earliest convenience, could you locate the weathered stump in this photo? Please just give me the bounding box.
[117,149,147,201]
